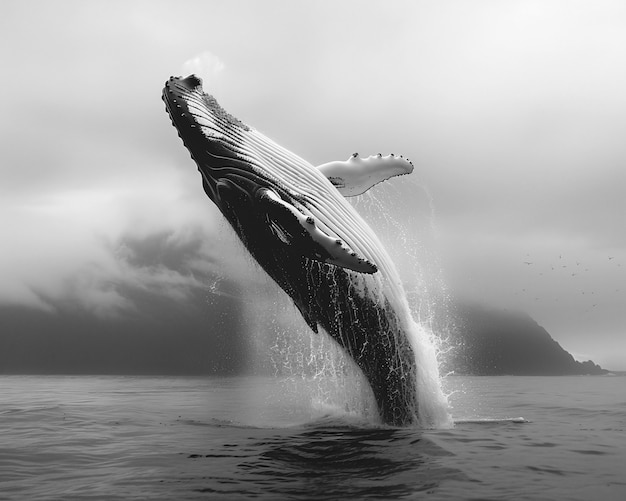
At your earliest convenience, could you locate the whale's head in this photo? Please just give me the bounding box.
[162,75,378,275]
[162,75,265,208]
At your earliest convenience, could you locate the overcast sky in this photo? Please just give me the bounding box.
[2,0,625,369]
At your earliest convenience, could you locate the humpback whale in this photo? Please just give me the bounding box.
[162,75,426,426]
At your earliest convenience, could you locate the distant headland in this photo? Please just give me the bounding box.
[439,301,608,376]
[0,291,610,376]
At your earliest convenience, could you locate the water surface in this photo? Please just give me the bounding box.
[1,375,624,500]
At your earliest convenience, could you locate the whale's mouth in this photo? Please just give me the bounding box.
[162,75,250,140]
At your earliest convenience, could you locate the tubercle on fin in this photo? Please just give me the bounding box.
[349,151,412,166]
[317,153,414,197]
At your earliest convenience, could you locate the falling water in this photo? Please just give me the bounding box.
[244,177,453,428]
[353,177,454,427]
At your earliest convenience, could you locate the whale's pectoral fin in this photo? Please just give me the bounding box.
[257,188,378,274]
[317,153,414,197]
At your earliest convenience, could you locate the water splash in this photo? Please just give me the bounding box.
[351,178,454,428]
[268,322,380,423]
[246,178,454,428]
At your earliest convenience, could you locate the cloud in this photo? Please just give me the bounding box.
[3,223,233,320]
[0,163,247,318]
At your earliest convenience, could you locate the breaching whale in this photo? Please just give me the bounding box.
[163,75,423,426]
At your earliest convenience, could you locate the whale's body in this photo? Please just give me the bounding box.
[163,75,422,425]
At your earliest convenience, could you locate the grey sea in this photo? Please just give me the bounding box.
[1,374,624,500]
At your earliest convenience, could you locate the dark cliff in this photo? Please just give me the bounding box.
[439,301,607,375]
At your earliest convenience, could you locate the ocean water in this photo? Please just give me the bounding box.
[1,374,625,500]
